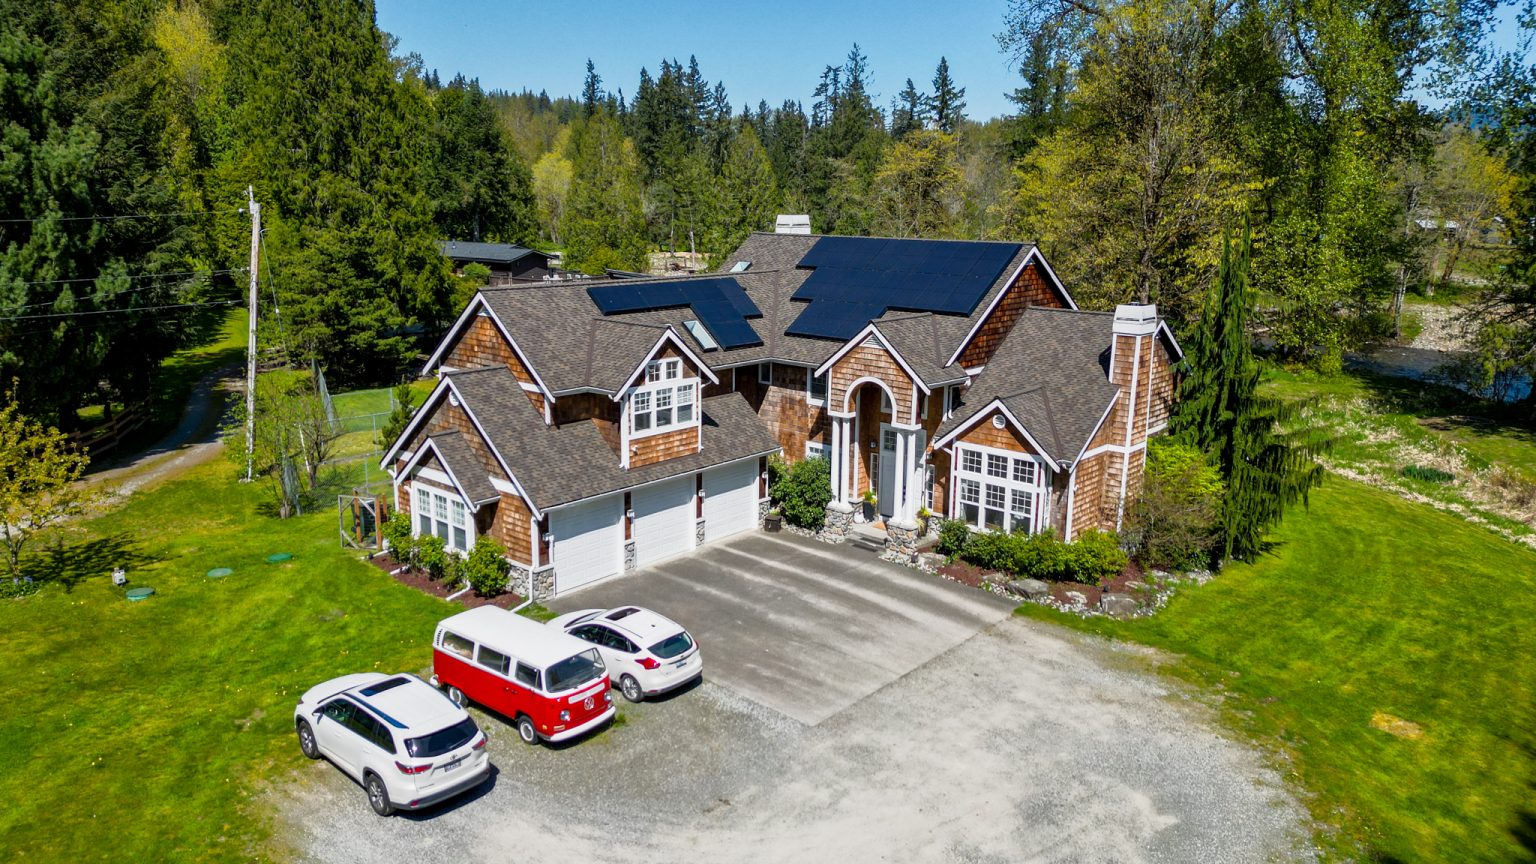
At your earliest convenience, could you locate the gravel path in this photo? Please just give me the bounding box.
[273,617,1315,863]
[86,365,237,500]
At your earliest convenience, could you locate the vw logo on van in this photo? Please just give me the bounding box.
[583,696,594,711]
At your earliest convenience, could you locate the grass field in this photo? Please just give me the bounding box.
[0,460,458,863]
[1020,477,1536,863]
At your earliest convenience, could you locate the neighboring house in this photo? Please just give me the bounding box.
[438,240,554,285]
[384,230,1181,599]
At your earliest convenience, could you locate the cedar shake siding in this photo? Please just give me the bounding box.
[829,343,916,423]
[956,409,1040,456]
[957,261,1069,370]
[442,314,546,414]
[752,363,830,461]
[630,425,700,468]
[492,491,534,564]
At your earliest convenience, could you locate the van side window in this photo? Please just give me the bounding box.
[440,631,474,659]
[476,645,510,676]
[514,662,539,689]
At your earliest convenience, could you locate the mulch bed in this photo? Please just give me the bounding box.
[367,553,526,610]
[938,557,1150,609]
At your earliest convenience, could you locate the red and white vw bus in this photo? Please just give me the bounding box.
[431,606,615,745]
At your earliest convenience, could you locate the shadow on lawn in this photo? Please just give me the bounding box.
[19,533,160,591]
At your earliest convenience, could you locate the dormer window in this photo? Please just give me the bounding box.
[632,359,696,437]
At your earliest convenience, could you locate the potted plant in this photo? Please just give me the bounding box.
[859,488,878,524]
[763,507,783,532]
[916,506,933,535]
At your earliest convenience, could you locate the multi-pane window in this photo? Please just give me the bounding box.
[632,358,696,437]
[413,484,472,552]
[808,370,828,404]
[924,466,935,510]
[953,445,1044,534]
[961,450,983,474]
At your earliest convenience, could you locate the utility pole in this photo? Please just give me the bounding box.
[244,186,261,483]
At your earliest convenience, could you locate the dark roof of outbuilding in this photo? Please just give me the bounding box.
[438,240,551,265]
[935,306,1121,466]
[444,366,779,511]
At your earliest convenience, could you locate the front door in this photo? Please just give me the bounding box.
[878,425,897,519]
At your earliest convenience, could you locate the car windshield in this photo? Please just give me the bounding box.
[405,717,478,758]
[545,648,604,693]
[648,631,693,659]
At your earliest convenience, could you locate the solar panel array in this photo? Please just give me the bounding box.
[587,277,763,349]
[786,237,1024,340]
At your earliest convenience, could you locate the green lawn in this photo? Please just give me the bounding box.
[1021,477,1536,863]
[0,460,459,862]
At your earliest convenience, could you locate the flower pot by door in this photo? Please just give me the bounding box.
[764,514,782,532]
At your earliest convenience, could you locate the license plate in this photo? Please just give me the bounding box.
[440,757,462,773]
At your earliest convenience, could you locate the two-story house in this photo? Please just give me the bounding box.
[383,229,1181,599]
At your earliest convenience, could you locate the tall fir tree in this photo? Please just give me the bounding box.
[712,124,781,253]
[890,78,928,139]
[560,109,648,273]
[1169,223,1326,562]
[581,59,602,118]
[930,57,966,133]
[426,75,537,244]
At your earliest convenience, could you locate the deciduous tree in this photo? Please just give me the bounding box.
[0,395,99,576]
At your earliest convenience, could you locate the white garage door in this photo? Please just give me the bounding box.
[633,475,695,568]
[550,495,623,594]
[704,459,758,542]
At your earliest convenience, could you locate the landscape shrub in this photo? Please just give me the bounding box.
[768,454,831,529]
[1401,464,1454,484]
[956,527,1127,585]
[935,518,970,556]
[415,534,451,580]
[381,512,415,563]
[1125,439,1225,570]
[461,537,511,597]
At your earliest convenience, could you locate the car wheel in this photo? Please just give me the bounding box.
[364,772,393,817]
[619,674,644,703]
[515,715,539,745]
[296,720,320,759]
[446,685,466,707]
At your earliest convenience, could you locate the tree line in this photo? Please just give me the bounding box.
[3,0,1533,423]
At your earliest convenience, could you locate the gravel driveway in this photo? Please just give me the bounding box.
[275,583,1315,862]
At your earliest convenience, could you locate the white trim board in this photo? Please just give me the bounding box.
[813,322,932,396]
[421,293,555,405]
[945,246,1080,369]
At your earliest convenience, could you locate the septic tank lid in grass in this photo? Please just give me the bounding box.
[265,553,293,564]
[125,587,155,601]
[206,567,233,579]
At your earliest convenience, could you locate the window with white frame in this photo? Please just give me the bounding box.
[923,465,934,510]
[807,369,828,405]
[806,441,829,461]
[413,483,472,552]
[757,362,771,385]
[946,385,964,417]
[632,358,697,437]
[952,444,1045,534]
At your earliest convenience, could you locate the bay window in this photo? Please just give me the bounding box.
[952,444,1045,534]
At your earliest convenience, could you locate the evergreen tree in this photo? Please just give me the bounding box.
[1169,224,1326,563]
[890,78,928,139]
[426,76,537,244]
[581,59,602,117]
[930,57,966,133]
[560,109,648,273]
[712,125,782,252]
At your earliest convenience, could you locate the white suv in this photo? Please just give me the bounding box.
[548,606,703,703]
[294,672,490,816]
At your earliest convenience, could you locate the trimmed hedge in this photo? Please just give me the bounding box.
[768,454,831,529]
[461,536,511,597]
[949,523,1127,585]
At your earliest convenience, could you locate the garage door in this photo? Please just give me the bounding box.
[704,459,758,542]
[633,475,695,568]
[550,495,623,594]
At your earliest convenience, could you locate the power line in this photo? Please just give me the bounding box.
[5,268,244,287]
[0,209,244,224]
[4,274,239,312]
[0,300,241,322]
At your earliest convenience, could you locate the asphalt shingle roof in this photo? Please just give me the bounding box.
[421,430,499,505]
[438,240,549,265]
[445,365,779,511]
[935,306,1121,466]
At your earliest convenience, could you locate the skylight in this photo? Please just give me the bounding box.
[683,319,719,350]
[729,260,751,273]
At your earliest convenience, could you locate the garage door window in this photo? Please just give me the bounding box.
[953,444,1045,534]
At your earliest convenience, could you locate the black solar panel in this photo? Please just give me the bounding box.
[586,277,763,349]
[785,237,1024,340]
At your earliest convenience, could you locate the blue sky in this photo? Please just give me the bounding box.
[376,0,1028,119]
[376,0,1532,121]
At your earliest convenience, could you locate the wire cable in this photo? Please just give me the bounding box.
[4,268,244,287]
[0,209,243,224]
[0,300,241,322]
